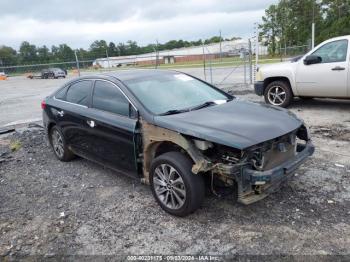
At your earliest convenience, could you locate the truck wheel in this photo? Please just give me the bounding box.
[264,81,293,108]
[150,152,205,217]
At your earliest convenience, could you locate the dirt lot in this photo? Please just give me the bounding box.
[0,89,350,260]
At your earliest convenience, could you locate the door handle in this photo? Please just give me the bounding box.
[87,120,96,128]
[57,110,64,117]
[332,66,345,71]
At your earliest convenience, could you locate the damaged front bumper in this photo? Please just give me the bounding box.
[236,140,315,204]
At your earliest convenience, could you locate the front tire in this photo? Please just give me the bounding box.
[49,126,75,161]
[150,152,205,217]
[264,80,293,108]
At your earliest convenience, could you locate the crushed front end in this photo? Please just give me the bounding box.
[198,125,315,204]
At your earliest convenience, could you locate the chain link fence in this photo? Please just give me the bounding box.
[0,41,256,91]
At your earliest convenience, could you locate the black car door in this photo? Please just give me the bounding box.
[54,80,94,156]
[83,79,138,176]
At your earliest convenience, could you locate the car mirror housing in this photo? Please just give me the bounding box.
[304,55,322,65]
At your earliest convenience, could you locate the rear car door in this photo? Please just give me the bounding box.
[296,39,349,97]
[54,80,94,156]
[84,80,138,176]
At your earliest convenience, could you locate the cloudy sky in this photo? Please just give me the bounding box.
[1,0,277,49]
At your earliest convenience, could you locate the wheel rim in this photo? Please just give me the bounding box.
[267,86,286,106]
[153,164,186,210]
[52,130,64,158]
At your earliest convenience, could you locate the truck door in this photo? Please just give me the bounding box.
[296,39,349,97]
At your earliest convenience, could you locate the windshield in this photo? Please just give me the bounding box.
[124,73,230,115]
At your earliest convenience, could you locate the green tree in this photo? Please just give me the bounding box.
[108,42,117,56]
[90,40,108,58]
[125,40,140,55]
[37,45,50,63]
[318,0,350,42]
[0,45,17,66]
[19,41,38,64]
[260,0,323,55]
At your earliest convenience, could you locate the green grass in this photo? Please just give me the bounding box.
[9,140,21,152]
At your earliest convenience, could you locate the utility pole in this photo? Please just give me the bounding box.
[74,50,80,77]
[219,30,222,61]
[156,39,159,69]
[248,39,253,84]
[152,44,158,69]
[106,49,110,69]
[255,23,259,68]
[312,1,315,49]
[312,0,321,49]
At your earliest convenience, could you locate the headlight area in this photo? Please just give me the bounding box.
[191,126,313,202]
[296,124,311,141]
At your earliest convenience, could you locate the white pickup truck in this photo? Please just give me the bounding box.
[254,35,350,107]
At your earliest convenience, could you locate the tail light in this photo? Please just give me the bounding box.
[41,100,46,110]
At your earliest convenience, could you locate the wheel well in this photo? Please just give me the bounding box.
[47,123,56,138]
[264,77,293,95]
[154,141,188,159]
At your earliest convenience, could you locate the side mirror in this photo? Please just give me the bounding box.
[304,55,322,65]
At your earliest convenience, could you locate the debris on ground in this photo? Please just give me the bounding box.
[0,99,349,257]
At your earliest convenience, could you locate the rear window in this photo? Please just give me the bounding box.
[66,80,92,106]
[55,86,67,100]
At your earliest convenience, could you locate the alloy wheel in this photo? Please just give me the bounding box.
[267,86,286,106]
[153,164,186,210]
[52,130,64,158]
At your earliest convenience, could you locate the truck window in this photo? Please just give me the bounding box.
[312,40,348,63]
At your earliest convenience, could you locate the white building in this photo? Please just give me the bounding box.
[93,39,267,68]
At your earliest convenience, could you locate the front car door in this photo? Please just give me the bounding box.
[296,39,349,97]
[84,80,138,176]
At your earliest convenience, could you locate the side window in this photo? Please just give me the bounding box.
[66,81,92,106]
[55,86,67,100]
[92,80,130,116]
[312,40,348,63]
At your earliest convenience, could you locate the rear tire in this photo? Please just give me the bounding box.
[150,152,205,217]
[49,126,75,162]
[264,80,293,108]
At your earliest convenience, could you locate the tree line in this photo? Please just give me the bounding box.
[259,0,350,54]
[0,36,240,67]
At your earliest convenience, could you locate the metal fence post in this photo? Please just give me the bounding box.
[248,39,253,84]
[74,50,80,77]
[106,49,110,69]
[202,43,207,81]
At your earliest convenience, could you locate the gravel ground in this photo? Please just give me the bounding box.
[0,91,350,260]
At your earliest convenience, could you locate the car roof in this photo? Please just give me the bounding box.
[101,69,179,82]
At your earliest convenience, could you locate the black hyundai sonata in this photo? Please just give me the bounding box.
[42,69,314,216]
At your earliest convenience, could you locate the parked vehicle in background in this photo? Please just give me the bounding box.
[42,70,314,216]
[254,35,350,107]
[44,68,66,79]
[28,68,66,79]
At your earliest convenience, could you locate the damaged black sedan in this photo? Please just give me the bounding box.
[42,70,314,216]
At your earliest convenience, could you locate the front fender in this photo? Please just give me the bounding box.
[260,62,298,96]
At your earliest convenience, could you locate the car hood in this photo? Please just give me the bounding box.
[154,99,302,149]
